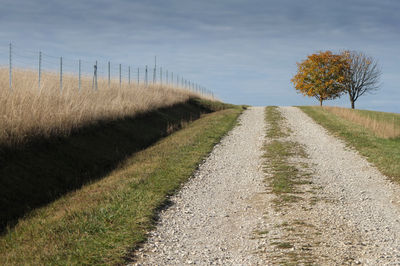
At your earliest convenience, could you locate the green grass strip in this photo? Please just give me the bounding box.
[0,106,243,265]
[299,106,400,182]
[265,106,289,138]
[264,106,307,200]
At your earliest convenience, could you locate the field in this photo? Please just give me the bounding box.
[322,106,400,139]
[0,68,210,146]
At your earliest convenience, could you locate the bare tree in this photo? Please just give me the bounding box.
[342,51,381,109]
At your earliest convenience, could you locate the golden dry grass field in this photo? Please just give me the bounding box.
[322,106,400,139]
[0,68,210,146]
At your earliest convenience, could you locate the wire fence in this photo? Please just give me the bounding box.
[0,43,214,97]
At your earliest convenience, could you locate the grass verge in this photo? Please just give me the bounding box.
[0,101,243,265]
[299,106,400,182]
[322,106,400,138]
[0,98,214,231]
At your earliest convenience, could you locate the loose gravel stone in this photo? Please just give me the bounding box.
[129,107,268,265]
[128,106,400,265]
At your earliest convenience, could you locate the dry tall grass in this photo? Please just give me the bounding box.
[323,106,400,139]
[0,68,211,146]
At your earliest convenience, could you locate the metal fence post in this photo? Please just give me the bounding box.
[95,60,98,90]
[9,43,12,91]
[60,56,63,92]
[137,67,139,85]
[128,66,131,85]
[166,70,168,85]
[38,51,41,89]
[92,61,97,90]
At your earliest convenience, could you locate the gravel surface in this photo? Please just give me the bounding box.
[280,106,400,264]
[129,106,400,265]
[130,107,268,265]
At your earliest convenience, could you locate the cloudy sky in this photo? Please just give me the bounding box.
[0,0,399,112]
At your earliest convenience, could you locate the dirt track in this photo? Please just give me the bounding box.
[130,106,400,265]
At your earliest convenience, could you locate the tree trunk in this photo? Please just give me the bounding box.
[349,94,355,109]
[320,98,323,106]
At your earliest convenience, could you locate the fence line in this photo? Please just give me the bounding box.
[2,43,214,98]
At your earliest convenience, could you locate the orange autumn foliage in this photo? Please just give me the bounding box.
[291,51,349,106]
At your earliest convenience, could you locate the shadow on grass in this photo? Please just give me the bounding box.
[0,99,215,233]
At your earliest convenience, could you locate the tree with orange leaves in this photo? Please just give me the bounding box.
[291,51,348,106]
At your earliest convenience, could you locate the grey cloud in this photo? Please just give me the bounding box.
[0,0,399,111]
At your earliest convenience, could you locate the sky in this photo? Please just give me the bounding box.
[0,0,399,112]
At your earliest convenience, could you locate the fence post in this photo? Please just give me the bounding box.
[128,66,131,85]
[137,67,139,85]
[78,59,81,91]
[160,67,162,85]
[145,65,148,86]
[92,61,97,90]
[119,64,121,88]
[38,51,42,90]
[108,61,110,87]
[95,60,98,90]
[9,43,12,91]
[166,70,168,85]
[60,56,63,92]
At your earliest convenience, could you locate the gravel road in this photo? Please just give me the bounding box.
[130,106,400,265]
[130,107,268,265]
[279,106,400,264]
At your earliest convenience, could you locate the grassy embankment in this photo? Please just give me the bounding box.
[0,68,244,264]
[0,68,212,230]
[0,68,212,146]
[0,100,244,265]
[299,106,400,182]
